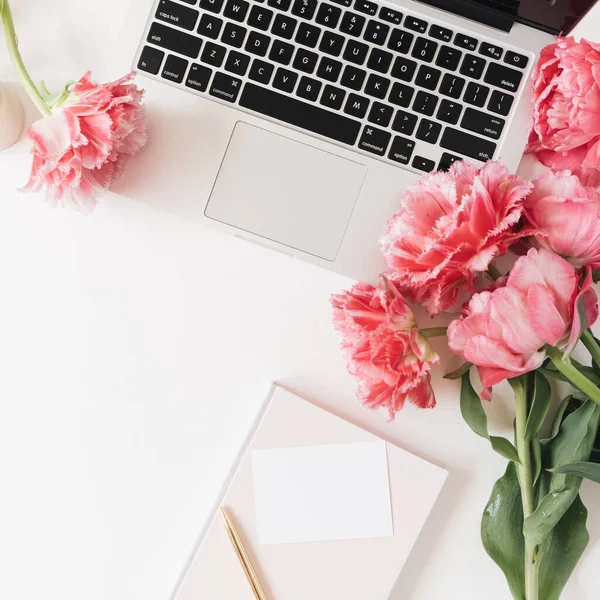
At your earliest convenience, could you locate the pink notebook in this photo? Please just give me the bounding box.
[173,386,448,600]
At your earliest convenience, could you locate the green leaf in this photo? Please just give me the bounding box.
[538,367,568,383]
[444,361,472,380]
[576,365,600,385]
[550,461,600,483]
[532,435,542,486]
[524,399,600,545]
[460,372,520,463]
[538,495,590,600]
[481,462,525,600]
[593,269,600,283]
[524,371,551,441]
[542,396,579,446]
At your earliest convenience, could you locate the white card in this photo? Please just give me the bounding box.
[251,440,393,545]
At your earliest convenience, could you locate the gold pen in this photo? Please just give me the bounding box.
[220,507,269,600]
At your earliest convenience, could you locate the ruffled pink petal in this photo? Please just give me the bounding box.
[526,283,568,346]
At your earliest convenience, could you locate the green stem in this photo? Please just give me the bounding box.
[0,0,50,116]
[419,326,447,339]
[513,376,539,600]
[581,329,600,368]
[487,263,502,281]
[546,345,600,406]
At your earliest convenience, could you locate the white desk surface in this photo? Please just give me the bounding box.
[1,2,599,599]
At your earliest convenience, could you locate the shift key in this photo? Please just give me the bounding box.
[440,127,496,161]
[461,108,504,140]
[147,22,202,58]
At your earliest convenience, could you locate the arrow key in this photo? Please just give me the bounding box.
[367,102,394,126]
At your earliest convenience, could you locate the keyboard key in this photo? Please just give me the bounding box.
[341,65,366,90]
[413,90,438,115]
[484,62,522,92]
[440,127,496,161]
[225,50,250,75]
[480,42,502,60]
[363,21,390,45]
[388,135,415,164]
[209,71,242,102]
[344,39,369,65]
[435,45,461,71]
[320,84,346,109]
[404,16,427,33]
[461,107,505,139]
[197,13,223,39]
[224,0,249,21]
[460,54,486,79]
[248,5,273,30]
[156,0,199,31]
[316,4,342,28]
[364,73,390,99]
[488,90,513,116]
[344,93,370,118]
[268,0,292,10]
[392,109,417,135]
[296,23,321,48]
[464,82,489,107]
[239,83,362,145]
[138,46,164,74]
[387,29,413,54]
[273,67,298,92]
[454,33,477,51]
[246,31,270,56]
[416,65,441,90]
[269,39,294,64]
[429,24,452,42]
[438,152,462,171]
[249,59,274,83]
[330,0,352,5]
[185,62,212,91]
[359,125,391,155]
[505,50,528,69]
[439,73,465,98]
[340,12,366,36]
[292,0,318,19]
[297,75,322,100]
[367,102,393,126]
[412,155,435,171]
[391,56,416,81]
[200,0,225,13]
[201,41,226,66]
[148,22,203,58]
[437,99,462,124]
[161,54,189,83]
[317,57,343,81]
[388,82,414,107]
[222,22,247,47]
[355,0,378,15]
[367,48,393,73]
[379,7,402,25]
[319,31,345,56]
[416,118,441,143]
[271,14,297,39]
[293,48,319,73]
[411,37,437,62]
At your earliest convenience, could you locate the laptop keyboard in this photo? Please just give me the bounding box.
[137,0,531,172]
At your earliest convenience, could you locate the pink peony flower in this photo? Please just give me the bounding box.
[524,170,600,269]
[23,71,147,211]
[331,280,439,418]
[526,36,600,187]
[448,248,598,399]
[379,160,531,316]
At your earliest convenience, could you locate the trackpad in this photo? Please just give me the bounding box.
[205,122,367,261]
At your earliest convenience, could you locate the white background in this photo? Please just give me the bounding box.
[1,1,599,599]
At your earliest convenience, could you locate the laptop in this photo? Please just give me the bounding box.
[128,0,595,283]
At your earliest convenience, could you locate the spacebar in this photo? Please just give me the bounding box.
[239,83,361,146]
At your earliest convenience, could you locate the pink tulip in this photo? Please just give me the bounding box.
[524,170,600,269]
[331,280,439,418]
[526,36,600,187]
[448,248,598,399]
[379,160,531,316]
[23,72,147,210]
